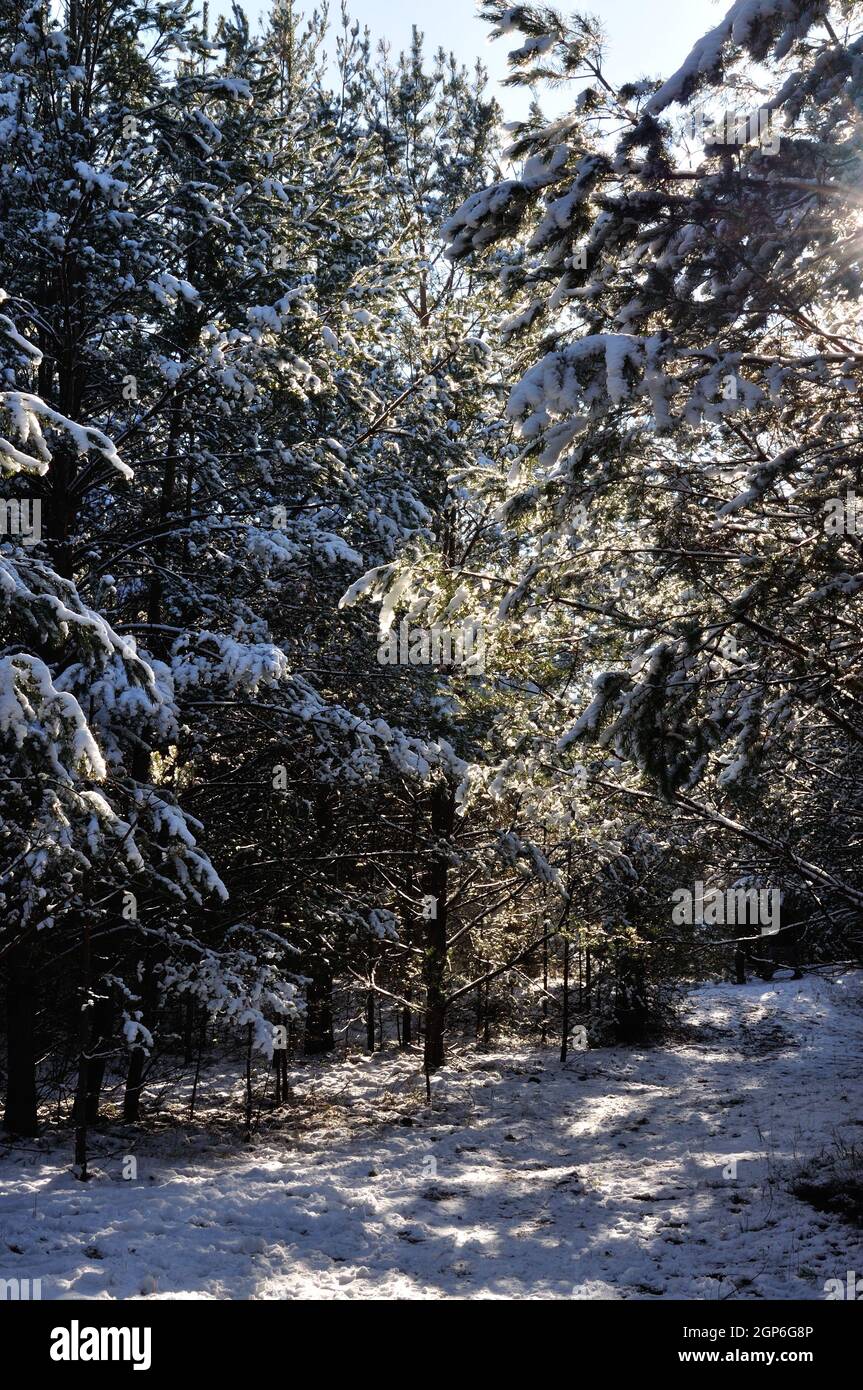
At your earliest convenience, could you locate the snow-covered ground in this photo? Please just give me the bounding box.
[1,972,861,1299]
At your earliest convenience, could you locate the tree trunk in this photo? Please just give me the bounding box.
[560,935,570,1063]
[400,906,413,1047]
[244,1024,254,1134]
[80,992,112,1127]
[73,921,92,1180]
[614,949,649,1042]
[541,930,549,1047]
[305,789,337,1056]
[422,785,454,1073]
[123,962,157,1122]
[123,1044,147,1121]
[304,955,334,1055]
[424,992,446,1072]
[183,998,195,1064]
[189,1016,206,1122]
[2,946,39,1136]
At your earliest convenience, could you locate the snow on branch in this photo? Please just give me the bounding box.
[645,0,831,116]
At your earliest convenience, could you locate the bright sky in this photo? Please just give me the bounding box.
[220,0,727,116]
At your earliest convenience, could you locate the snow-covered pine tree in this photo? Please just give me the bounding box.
[0,285,255,1147]
[0,0,498,1109]
[338,29,601,1065]
[443,0,863,969]
[0,0,351,1137]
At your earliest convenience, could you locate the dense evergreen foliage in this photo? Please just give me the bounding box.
[1,0,860,1174]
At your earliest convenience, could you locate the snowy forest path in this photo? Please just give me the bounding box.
[1,973,861,1298]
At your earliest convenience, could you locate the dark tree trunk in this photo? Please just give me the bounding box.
[189,1015,206,1122]
[73,920,92,1180]
[424,993,446,1072]
[123,963,157,1122]
[365,991,376,1052]
[400,909,413,1048]
[244,1024,254,1134]
[304,956,334,1055]
[79,992,112,1127]
[123,1047,146,1122]
[273,1047,289,1106]
[422,785,454,1073]
[304,789,338,1057]
[2,946,39,1136]
[279,1049,289,1103]
[560,935,570,1063]
[541,931,549,1047]
[614,950,649,1042]
[183,998,195,1064]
